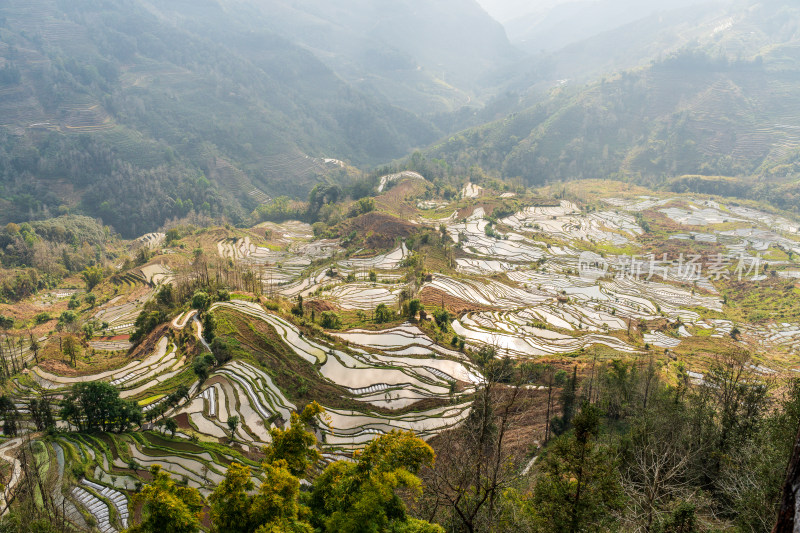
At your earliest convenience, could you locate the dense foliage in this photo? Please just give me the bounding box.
[59,381,143,433]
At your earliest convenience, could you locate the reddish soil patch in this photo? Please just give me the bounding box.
[38,359,77,375]
[418,287,493,314]
[96,334,130,341]
[343,212,416,249]
[305,299,340,313]
[174,412,191,430]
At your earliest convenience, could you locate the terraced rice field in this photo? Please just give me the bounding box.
[453,311,639,357]
[136,232,166,250]
[31,336,188,398]
[94,290,154,335]
[501,201,642,245]
[378,171,425,192]
[320,283,403,310]
[425,275,549,309]
[200,301,481,449]
[461,183,483,198]
[138,263,173,286]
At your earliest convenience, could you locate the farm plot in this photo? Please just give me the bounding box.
[176,360,294,443]
[500,202,642,245]
[335,325,465,360]
[0,437,23,514]
[31,336,189,396]
[70,485,121,533]
[719,227,800,255]
[135,232,165,250]
[138,263,172,286]
[217,231,345,298]
[660,206,743,226]
[604,196,673,211]
[378,171,425,192]
[211,300,326,363]
[115,441,243,496]
[461,183,483,199]
[418,200,449,210]
[219,235,342,264]
[501,305,627,333]
[318,350,451,404]
[452,312,639,357]
[447,218,547,263]
[93,291,154,335]
[643,331,682,349]
[319,283,403,310]
[256,221,315,242]
[207,301,480,437]
[217,236,257,260]
[89,339,133,351]
[760,323,800,353]
[82,480,129,530]
[336,244,409,275]
[323,402,472,450]
[424,275,549,309]
[455,258,519,275]
[214,302,463,404]
[507,269,719,321]
[727,205,800,234]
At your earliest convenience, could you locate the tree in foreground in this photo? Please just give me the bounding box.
[264,401,324,477]
[374,303,394,324]
[209,461,313,533]
[209,403,326,533]
[310,430,444,533]
[126,465,204,533]
[227,415,239,439]
[422,346,530,532]
[526,403,624,532]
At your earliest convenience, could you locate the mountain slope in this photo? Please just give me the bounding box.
[430,1,800,191]
[0,0,441,235]
[219,0,521,114]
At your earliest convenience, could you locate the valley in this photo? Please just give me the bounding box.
[1,173,800,529]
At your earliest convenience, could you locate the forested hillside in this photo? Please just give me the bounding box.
[430,0,800,200]
[0,0,457,235]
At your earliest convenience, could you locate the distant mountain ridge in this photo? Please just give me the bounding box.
[0,0,514,235]
[427,1,800,193]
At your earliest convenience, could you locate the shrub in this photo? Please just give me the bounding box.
[58,310,77,326]
[193,352,215,381]
[321,311,343,330]
[192,291,210,311]
[67,295,81,309]
[433,308,450,331]
[210,336,234,364]
[375,304,394,324]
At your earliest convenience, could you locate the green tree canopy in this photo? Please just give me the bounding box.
[126,465,204,533]
[264,402,324,478]
[60,381,142,433]
[81,265,105,291]
[310,430,442,533]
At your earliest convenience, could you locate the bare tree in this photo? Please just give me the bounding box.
[421,347,533,532]
[619,400,700,532]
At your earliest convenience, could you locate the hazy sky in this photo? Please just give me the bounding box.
[476,0,716,24]
[475,0,571,23]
